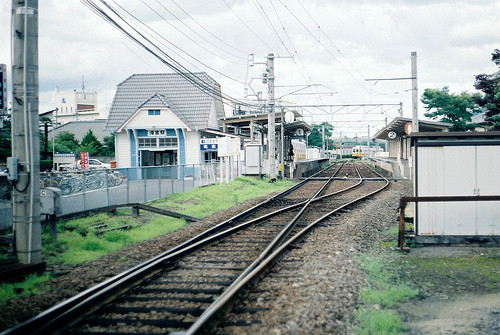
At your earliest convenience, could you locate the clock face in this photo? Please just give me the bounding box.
[388,131,397,139]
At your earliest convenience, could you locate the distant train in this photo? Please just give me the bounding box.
[351,145,368,158]
[291,140,307,160]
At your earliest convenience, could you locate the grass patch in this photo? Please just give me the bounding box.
[354,308,403,335]
[0,273,52,304]
[402,254,500,293]
[355,253,418,335]
[153,176,293,218]
[41,176,293,265]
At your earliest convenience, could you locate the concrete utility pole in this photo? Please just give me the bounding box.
[11,0,41,264]
[411,51,419,132]
[266,53,276,180]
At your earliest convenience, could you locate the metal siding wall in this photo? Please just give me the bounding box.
[476,146,500,234]
[441,146,476,234]
[417,144,500,236]
[417,147,445,235]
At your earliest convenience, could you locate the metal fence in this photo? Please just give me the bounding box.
[40,161,241,216]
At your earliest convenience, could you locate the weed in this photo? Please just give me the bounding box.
[0,273,52,304]
[355,308,404,335]
[355,253,418,334]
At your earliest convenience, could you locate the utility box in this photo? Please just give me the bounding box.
[243,144,263,175]
[40,187,61,215]
[413,132,500,240]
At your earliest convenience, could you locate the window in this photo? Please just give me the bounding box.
[138,138,157,148]
[148,109,160,116]
[158,137,177,147]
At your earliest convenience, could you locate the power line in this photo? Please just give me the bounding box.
[81,0,255,109]
[220,0,275,51]
[110,0,248,85]
[145,0,247,64]
[168,0,249,57]
[278,0,373,95]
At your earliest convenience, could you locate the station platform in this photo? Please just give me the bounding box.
[293,158,330,178]
[366,157,411,179]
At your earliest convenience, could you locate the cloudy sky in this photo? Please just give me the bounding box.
[1,0,499,136]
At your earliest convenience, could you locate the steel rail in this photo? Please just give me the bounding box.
[1,163,339,335]
[186,163,389,334]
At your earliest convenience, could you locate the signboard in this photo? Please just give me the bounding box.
[200,138,218,151]
[388,131,397,139]
[218,137,240,157]
[404,122,412,135]
[79,152,89,170]
[0,64,6,115]
[54,153,75,164]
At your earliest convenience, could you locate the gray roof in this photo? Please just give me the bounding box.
[106,72,224,132]
[50,119,110,142]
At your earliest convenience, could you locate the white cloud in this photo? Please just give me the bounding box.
[0,0,498,134]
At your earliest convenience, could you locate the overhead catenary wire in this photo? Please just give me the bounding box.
[278,0,373,96]
[81,0,255,109]
[166,0,250,58]
[143,0,247,65]
[110,0,248,86]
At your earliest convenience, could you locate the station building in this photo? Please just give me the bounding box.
[105,72,226,169]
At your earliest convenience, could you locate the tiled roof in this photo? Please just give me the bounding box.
[106,72,224,132]
[50,119,110,142]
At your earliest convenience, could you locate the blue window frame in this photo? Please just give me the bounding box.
[148,109,160,116]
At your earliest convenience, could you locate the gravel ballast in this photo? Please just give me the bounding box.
[0,180,411,332]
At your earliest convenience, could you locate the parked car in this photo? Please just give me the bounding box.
[76,159,111,170]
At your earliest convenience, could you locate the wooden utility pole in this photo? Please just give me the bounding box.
[11,0,41,264]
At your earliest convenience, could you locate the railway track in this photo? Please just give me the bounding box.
[2,161,389,335]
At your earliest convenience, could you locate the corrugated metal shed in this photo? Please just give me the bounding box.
[106,72,223,132]
[413,131,500,238]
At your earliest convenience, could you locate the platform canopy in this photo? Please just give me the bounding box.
[373,117,451,140]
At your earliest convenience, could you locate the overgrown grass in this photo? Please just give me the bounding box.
[355,253,419,335]
[0,273,52,303]
[42,176,293,265]
[1,176,292,303]
[151,176,293,218]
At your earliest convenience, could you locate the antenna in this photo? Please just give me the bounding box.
[81,75,85,93]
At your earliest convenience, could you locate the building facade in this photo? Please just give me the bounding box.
[106,73,225,169]
[52,88,100,124]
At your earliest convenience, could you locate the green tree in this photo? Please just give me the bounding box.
[473,49,500,130]
[54,131,79,153]
[102,135,115,157]
[307,122,334,149]
[421,87,480,131]
[0,117,12,161]
[76,129,104,156]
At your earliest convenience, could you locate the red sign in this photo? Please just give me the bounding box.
[80,152,89,170]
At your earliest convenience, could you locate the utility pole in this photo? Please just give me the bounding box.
[411,51,419,132]
[364,51,419,132]
[11,0,41,264]
[367,125,370,158]
[266,53,276,180]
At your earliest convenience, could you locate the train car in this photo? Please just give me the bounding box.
[351,145,368,158]
[291,140,306,160]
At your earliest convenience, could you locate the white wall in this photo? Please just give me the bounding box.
[125,108,186,129]
[116,131,131,168]
[417,145,500,235]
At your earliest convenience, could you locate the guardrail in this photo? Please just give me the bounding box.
[398,195,500,251]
